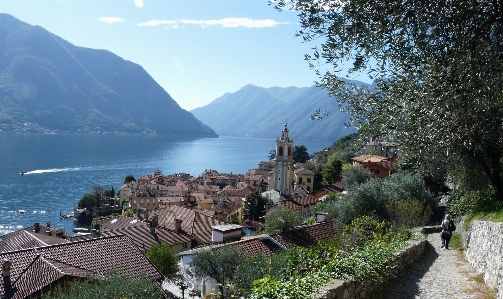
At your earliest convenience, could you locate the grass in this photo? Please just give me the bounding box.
[448,232,463,250]
[464,209,503,230]
[467,273,497,299]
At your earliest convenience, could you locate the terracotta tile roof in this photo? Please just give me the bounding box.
[352,154,389,163]
[0,235,163,299]
[0,230,68,253]
[155,206,225,244]
[99,226,193,252]
[270,221,337,249]
[294,168,315,175]
[218,188,254,198]
[96,216,147,231]
[376,160,398,171]
[236,235,284,257]
[211,199,240,214]
[279,200,301,211]
[289,194,319,207]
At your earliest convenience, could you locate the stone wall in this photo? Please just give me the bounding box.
[317,239,427,299]
[464,220,503,299]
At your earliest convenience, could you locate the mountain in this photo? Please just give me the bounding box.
[0,14,217,137]
[191,83,365,140]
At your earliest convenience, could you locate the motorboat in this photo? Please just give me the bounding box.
[17,210,27,214]
[72,227,89,232]
[20,171,27,175]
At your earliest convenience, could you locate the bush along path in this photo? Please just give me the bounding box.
[375,232,492,299]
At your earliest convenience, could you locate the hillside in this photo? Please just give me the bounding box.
[191,84,362,140]
[0,14,217,137]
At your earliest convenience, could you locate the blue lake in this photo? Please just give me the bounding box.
[0,133,330,236]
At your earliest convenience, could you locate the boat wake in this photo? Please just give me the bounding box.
[21,168,80,175]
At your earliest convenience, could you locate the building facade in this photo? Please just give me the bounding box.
[274,124,293,197]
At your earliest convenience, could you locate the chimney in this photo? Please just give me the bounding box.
[150,226,156,234]
[46,221,51,228]
[316,212,328,223]
[211,225,243,243]
[34,222,40,233]
[2,259,12,291]
[174,219,182,232]
[91,229,97,239]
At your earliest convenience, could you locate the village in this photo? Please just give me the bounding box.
[0,125,400,299]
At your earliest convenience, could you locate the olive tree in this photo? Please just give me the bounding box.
[190,245,244,298]
[271,0,503,201]
[145,242,179,280]
[264,206,304,234]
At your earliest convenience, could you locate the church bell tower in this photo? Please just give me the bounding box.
[274,123,293,197]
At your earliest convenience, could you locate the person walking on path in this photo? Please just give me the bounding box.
[441,214,455,249]
[384,232,482,298]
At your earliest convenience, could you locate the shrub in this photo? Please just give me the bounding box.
[40,271,164,299]
[264,206,303,234]
[386,198,432,228]
[342,165,373,190]
[340,216,391,251]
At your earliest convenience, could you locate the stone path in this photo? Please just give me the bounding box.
[381,233,484,299]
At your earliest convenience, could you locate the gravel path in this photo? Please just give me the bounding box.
[381,233,483,299]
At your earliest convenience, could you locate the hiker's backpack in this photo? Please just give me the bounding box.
[449,221,456,232]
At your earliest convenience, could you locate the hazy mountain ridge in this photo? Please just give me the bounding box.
[0,14,217,136]
[191,84,362,140]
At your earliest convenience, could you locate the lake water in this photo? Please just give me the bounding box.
[0,133,330,236]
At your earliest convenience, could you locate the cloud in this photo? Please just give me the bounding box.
[134,0,144,8]
[137,17,289,28]
[99,17,125,24]
[137,20,177,27]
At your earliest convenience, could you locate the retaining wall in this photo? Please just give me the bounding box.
[316,239,427,299]
[464,220,503,299]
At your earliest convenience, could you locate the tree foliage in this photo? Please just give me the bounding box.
[322,156,343,184]
[268,149,276,160]
[271,0,503,201]
[342,165,373,190]
[293,145,310,164]
[235,253,289,290]
[190,245,244,297]
[78,193,97,210]
[316,171,435,225]
[40,271,164,299]
[124,175,136,184]
[264,206,304,234]
[244,192,270,221]
[145,242,179,279]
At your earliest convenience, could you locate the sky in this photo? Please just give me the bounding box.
[0,0,348,111]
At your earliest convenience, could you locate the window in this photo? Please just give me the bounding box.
[307,178,312,183]
[183,242,188,248]
[298,177,303,184]
[279,146,284,156]
[370,169,380,174]
[307,186,311,191]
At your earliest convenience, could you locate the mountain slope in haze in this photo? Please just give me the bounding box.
[191,84,362,140]
[0,13,217,136]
